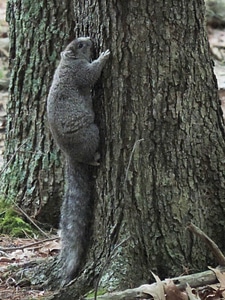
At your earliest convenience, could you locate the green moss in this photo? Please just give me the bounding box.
[85,289,107,298]
[0,200,34,237]
[0,69,4,79]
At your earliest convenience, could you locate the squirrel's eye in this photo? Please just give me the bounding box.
[78,43,83,49]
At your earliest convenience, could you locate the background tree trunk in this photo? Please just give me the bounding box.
[3,0,225,298]
[2,0,75,226]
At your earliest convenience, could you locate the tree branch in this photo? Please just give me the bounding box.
[186,222,225,266]
[84,267,225,300]
[0,237,59,252]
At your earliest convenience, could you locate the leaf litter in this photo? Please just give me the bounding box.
[0,235,59,299]
[123,270,225,300]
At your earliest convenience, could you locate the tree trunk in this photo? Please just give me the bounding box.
[2,0,74,226]
[4,0,225,298]
[85,0,225,286]
[64,0,225,296]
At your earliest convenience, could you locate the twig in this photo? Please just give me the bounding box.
[86,267,225,300]
[124,138,144,184]
[0,139,50,237]
[93,140,144,298]
[0,47,9,58]
[92,140,144,299]
[94,237,131,300]
[13,201,50,238]
[186,222,225,266]
[0,236,59,252]
[0,139,28,175]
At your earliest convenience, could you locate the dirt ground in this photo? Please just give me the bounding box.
[0,235,59,299]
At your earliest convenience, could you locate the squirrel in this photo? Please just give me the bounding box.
[47,37,110,284]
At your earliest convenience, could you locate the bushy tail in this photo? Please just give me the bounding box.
[59,159,93,285]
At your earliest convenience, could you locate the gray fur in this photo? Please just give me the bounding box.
[47,37,110,284]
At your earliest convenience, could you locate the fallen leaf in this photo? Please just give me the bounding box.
[138,283,165,300]
[198,286,218,300]
[165,279,188,300]
[0,257,15,263]
[208,267,225,288]
[186,284,200,300]
[133,272,166,300]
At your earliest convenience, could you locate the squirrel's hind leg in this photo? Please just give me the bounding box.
[67,123,100,165]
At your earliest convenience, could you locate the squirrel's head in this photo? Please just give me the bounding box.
[61,37,93,62]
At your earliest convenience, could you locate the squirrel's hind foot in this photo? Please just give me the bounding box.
[88,152,100,166]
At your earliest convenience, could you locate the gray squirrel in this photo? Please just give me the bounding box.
[47,37,110,284]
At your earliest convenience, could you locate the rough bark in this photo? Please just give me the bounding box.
[44,0,225,298]
[72,0,225,293]
[2,0,74,226]
[3,0,225,298]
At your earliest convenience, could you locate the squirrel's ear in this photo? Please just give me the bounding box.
[61,50,74,59]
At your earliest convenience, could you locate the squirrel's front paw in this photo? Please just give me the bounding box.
[100,49,110,60]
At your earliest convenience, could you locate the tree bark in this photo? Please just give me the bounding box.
[80,0,225,289]
[2,0,74,226]
[4,0,225,298]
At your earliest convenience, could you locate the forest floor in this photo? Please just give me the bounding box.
[1,1,225,299]
[0,236,59,299]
